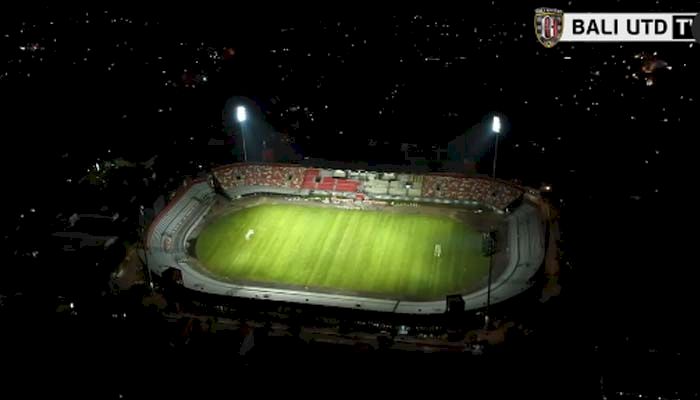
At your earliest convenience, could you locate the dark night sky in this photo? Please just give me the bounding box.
[0,1,698,356]
[3,3,695,179]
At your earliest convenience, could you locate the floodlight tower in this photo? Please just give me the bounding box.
[491,115,501,179]
[485,115,503,329]
[236,106,248,162]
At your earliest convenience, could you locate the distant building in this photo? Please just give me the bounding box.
[401,143,423,162]
[53,215,121,251]
[52,231,119,251]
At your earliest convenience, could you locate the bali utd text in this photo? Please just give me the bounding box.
[535,9,698,47]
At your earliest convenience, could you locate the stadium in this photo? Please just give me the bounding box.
[146,163,545,314]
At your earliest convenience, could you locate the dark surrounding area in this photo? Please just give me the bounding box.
[0,2,698,398]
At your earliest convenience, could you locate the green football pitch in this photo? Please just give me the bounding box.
[195,203,489,301]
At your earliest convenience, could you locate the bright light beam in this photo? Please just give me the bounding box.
[236,106,247,122]
[492,115,501,134]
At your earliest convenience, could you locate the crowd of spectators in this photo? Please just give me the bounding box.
[213,164,306,189]
[212,164,523,210]
[422,175,522,209]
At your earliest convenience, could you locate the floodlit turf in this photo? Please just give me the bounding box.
[195,203,489,300]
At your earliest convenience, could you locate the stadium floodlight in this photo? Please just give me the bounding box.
[236,106,247,122]
[492,115,501,134]
[490,114,504,179]
[236,105,248,161]
[486,113,504,330]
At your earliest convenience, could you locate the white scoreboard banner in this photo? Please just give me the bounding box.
[535,9,698,47]
[561,13,697,42]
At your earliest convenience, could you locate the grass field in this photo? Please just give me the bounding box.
[195,203,489,301]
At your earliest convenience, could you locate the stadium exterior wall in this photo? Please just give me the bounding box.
[146,179,544,314]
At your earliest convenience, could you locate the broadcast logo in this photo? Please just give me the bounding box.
[535,8,564,48]
[535,8,699,47]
